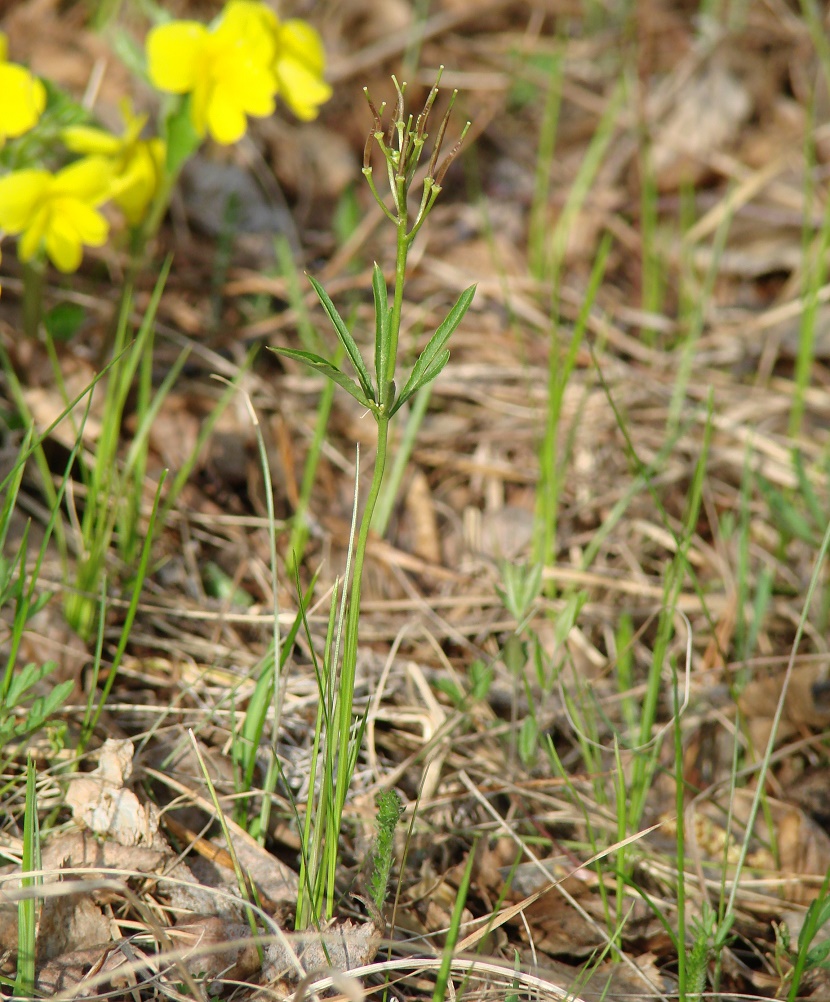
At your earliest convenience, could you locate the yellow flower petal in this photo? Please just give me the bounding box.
[45,222,83,273]
[53,157,113,206]
[63,124,122,156]
[147,21,207,94]
[0,63,46,140]
[147,5,284,145]
[18,204,49,262]
[275,20,331,121]
[113,138,165,224]
[117,99,148,145]
[61,199,109,246]
[63,103,164,225]
[220,1,279,63]
[0,162,111,272]
[224,64,276,118]
[0,169,49,233]
[276,58,332,121]
[280,20,326,76]
[206,89,249,145]
[45,200,108,272]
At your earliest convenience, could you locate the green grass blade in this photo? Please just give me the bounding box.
[15,755,39,999]
[433,839,477,1002]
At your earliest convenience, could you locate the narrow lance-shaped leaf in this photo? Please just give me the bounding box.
[372,263,390,401]
[391,284,475,413]
[390,351,450,416]
[165,99,201,175]
[306,275,375,403]
[269,347,375,411]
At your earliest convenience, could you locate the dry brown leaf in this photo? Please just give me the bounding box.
[519,956,670,1002]
[25,377,101,452]
[163,813,299,911]
[263,918,382,982]
[17,605,88,699]
[35,944,131,998]
[36,888,111,963]
[738,665,830,754]
[479,504,535,562]
[651,56,752,189]
[40,829,169,874]
[401,466,442,564]
[522,893,607,957]
[776,807,830,906]
[399,860,476,942]
[145,394,203,474]
[66,739,161,847]
[170,915,261,979]
[688,789,830,906]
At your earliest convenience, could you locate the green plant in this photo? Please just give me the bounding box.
[432,838,477,1002]
[368,789,405,912]
[271,72,473,927]
[0,426,78,755]
[15,755,40,999]
[62,263,175,639]
[785,876,830,999]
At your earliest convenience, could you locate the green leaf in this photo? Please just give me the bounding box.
[307,275,375,403]
[391,350,450,415]
[165,98,201,175]
[202,561,253,607]
[800,896,830,954]
[391,284,475,415]
[806,940,830,969]
[269,347,374,410]
[756,472,817,546]
[44,303,85,342]
[470,658,494,701]
[372,263,390,395]
[433,677,465,708]
[41,78,90,129]
[22,680,74,737]
[793,450,827,534]
[518,715,538,766]
[5,662,52,708]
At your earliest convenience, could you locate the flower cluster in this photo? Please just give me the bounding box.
[0,2,330,280]
[63,101,166,226]
[147,0,331,145]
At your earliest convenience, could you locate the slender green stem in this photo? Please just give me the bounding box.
[384,220,410,403]
[327,203,412,916]
[673,655,687,999]
[333,411,389,802]
[372,382,432,536]
[22,258,45,339]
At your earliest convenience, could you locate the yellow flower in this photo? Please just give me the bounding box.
[63,101,166,224]
[0,32,47,145]
[273,19,332,121]
[0,159,112,272]
[147,1,278,145]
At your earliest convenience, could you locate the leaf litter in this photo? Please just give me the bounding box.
[4,0,830,999]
